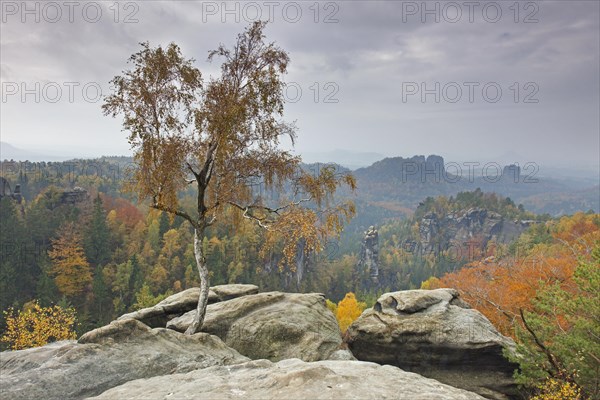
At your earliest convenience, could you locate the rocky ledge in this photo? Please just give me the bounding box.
[89,358,486,400]
[1,284,519,400]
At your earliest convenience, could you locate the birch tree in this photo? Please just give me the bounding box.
[103,22,355,334]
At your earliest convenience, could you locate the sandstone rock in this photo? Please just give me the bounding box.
[211,283,260,300]
[327,349,357,361]
[418,208,530,257]
[0,319,248,400]
[358,225,380,283]
[168,292,342,361]
[117,284,258,328]
[346,289,519,400]
[89,358,486,400]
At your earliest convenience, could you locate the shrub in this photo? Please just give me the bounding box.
[1,301,77,350]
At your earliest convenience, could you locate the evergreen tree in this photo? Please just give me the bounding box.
[0,198,28,311]
[158,212,170,239]
[128,255,143,299]
[84,195,111,266]
[91,265,112,324]
[36,264,60,306]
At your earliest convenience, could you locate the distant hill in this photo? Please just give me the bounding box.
[299,149,385,170]
[351,155,599,219]
[0,142,70,162]
[0,150,596,219]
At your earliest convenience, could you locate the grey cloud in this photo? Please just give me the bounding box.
[0,0,598,170]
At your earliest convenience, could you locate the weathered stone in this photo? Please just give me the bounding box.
[418,208,531,257]
[168,292,342,362]
[346,289,520,400]
[0,319,248,400]
[358,225,379,280]
[89,358,486,400]
[117,284,258,328]
[327,349,357,361]
[211,283,259,301]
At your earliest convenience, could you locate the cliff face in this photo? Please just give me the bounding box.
[418,208,533,256]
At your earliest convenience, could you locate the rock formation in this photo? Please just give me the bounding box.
[1,285,519,400]
[118,284,258,328]
[0,177,22,203]
[89,358,486,400]
[358,225,379,281]
[418,208,532,257]
[167,292,342,362]
[0,319,248,400]
[60,186,88,204]
[345,289,519,400]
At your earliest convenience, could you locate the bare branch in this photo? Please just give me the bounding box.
[186,162,200,180]
[519,308,563,377]
[151,199,198,230]
[227,201,276,229]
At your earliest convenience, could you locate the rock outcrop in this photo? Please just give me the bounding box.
[89,358,486,400]
[418,208,532,257]
[167,292,342,362]
[0,176,22,203]
[0,319,248,400]
[345,289,519,400]
[358,225,380,281]
[118,284,258,328]
[1,286,518,400]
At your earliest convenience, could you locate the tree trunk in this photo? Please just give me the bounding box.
[185,229,210,335]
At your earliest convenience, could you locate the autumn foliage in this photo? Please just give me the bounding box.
[101,21,356,334]
[48,223,93,298]
[99,194,144,230]
[531,378,583,400]
[428,213,599,397]
[331,292,367,333]
[429,213,599,337]
[1,301,77,350]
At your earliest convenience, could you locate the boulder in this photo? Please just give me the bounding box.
[168,292,342,362]
[117,284,258,328]
[89,358,486,400]
[346,289,520,400]
[0,319,248,400]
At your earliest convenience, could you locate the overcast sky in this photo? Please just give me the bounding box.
[1,1,599,170]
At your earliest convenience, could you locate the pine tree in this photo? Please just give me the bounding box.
[91,265,112,324]
[0,197,29,310]
[36,264,60,306]
[128,255,143,299]
[158,212,170,239]
[84,195,111,266]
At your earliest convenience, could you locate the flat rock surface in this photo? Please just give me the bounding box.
[89,358,486,400]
